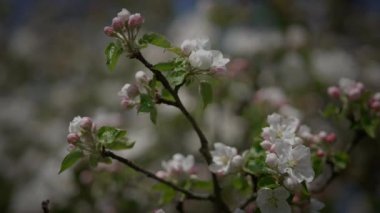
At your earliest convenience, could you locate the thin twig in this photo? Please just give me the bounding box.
[156,97,178,107]
[311,129,367,193]
[102,149,211,201]
[41,200,50,213]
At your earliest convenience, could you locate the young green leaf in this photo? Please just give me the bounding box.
[139,94,155,113]
[97,126,127,145]
[139,33,171,48]
[59,150,83,174]
[150,107,158,124]
[105,141,135,150]
[105,42,124,71]
[199,81,213,109]
[331,151,349,171]
[258,176,278,189]
[153,61,176,72]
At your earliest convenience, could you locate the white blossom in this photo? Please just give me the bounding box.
[275,142,314,183]
[256,187,291,213]
[157,154,196,180]
[180,38,210,55]
[310,198,325,213]
[189,49,214,70]
[135,70,151,85]
[117,8,130,22]
[210,50,230,71]
[68,116,82,134]
[255,87,287,107]
[209,143,243,175]
[264,113,300,145]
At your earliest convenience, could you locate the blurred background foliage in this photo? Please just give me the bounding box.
[1,0,380,212]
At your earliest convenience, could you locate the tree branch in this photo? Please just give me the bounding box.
[311,129,367,193]
[132,51,229,212]
[102,149,211,201]
[41,200,50,213]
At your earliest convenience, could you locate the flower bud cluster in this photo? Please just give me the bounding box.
[327,78,365,101]
[369,92,380,114]
[180,39,230,74]
[260,113,315,190]
[118,71,152,109]
[297,125,336,158]
[66,116,97,153]
[104,8,144,40]
[208,143,244,175]
[155,154,197,182]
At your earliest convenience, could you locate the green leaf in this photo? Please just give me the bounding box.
[139,33,171,48]
[105,42,124,71]
[232,174,250,191]
[138,94,155,113]
[322,103,340,118]
[192,180,213,191]
[153,183,176,204]
[97,126,127,145]
[106,141,135,150]
[150,107,158,124]
[301,181,310,196]
[167,47,184,55]
[153,61,176,72]
[258,176,278,189]
[199,81,213,109]
[312,157,324,176]
[59,150,83,174]
[331,151,349,171]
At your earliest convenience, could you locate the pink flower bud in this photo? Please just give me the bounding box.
[269,144,276,153]
[112,17,124,31]
[67,133,80,144]
[348,87,362,101]
[156,171,168,179]
[318,131,327,139]
[128,13,144,28]
[121,98,136,109]
[373,93,380,101]
[80,117,93,130]
[127,83,140,98]
[261,127,271,140]
[211,66,227,74]
[327,86,341,99]
[370,100,380,111]
[103,26,115,37]
[316,149,325,158]
[265,153,278,167]
[324,133,336,144]
[260,140,272,150]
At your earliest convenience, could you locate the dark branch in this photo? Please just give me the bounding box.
[239,194,256,210]
[102,149,211,201]
[41,200,50,213]
[132,51,229,212]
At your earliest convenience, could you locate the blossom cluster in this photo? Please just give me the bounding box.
[208,143,243,175]
[155,154,197,182]
[327,78,365,101]
[180,39,230,73]
[261,113,314,188]
[104,8,144,39]
[66,116,96,152]
[118,70,152,109]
